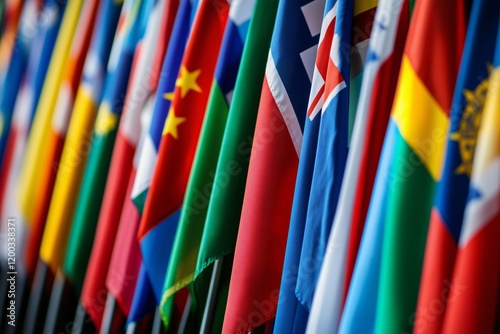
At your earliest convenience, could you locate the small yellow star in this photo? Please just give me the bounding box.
[163,92,174,101]
[175,66,202,98]
[163,108,186,139]
[95,103,118,136]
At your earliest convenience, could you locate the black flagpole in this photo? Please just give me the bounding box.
[23,259,54,334]
[200,258,223,334]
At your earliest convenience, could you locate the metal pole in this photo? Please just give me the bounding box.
[200,258,224,334]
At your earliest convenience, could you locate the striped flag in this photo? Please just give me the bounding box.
[344,0,414,300]
[0,0,66,278]
[306,1,410,333]
[222,0,324,332]
[0,0,41,176]
[441,16,500,334]
[274,0,333,330]
[66,0,173,298]
[194,0,278,324]
[22,0,98,282]
[374,0,466,332]
[160,0,255,322]
[16,0,85,225]
[138,0,230,325]
[105,95,155,318]
[131,0,197,305]
[415,0,500,332]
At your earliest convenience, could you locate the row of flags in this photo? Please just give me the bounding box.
[0,0,499,333]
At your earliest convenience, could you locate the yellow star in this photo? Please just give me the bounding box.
[163,108,186,139]
[95,103,118,136]
[163,92,174,101]
[175,66,202,98]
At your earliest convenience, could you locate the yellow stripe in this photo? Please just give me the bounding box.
[473,67,500,175]
[354,0,378,16]
[392,57,449,181]
[17,0,84,224]
[40,88,97,272]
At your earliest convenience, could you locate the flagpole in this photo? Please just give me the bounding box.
[200,258,223,334]
[23,259,54,334]
[101,293,118,334]
[72,302,96,334]
[176,295,192,334]
[6,269,30,334]
[43,270,78,334]
[150,307,164,334]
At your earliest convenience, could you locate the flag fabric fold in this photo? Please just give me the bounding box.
[441,16,500,334]
[222,0,325,332]
[306,1,410,333]
[374,0,466,332]
[415,0,500,332]
[162,0,255,317]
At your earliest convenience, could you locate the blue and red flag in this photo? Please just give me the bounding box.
[416,0,500,332]
[223,0,324,331]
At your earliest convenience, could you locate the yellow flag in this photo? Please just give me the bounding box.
[17,0,85,223]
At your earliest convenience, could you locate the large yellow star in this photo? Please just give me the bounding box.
[163,108,186,139]
[175,66,202,98]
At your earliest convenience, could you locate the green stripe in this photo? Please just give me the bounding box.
[161,82,229,312]
[375,129,436,334]
[194,0,279,282]
[63,129,119,292]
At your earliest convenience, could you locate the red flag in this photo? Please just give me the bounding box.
[138,0,230,238]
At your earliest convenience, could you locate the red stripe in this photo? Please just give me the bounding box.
[0,125,17,215]
[344,1,409,300]
[405,0,466,113]
[351,8,376,46]
[106,168,141,316]
[81,134,135,328]
[442,193,500,334]
[223,80,299,334]
[26,131,65,280]
[414,209,458,334]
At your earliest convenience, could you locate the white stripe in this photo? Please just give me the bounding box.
[306,0,404,332]
[322,81,347,111]
[301,0,326,37]
[265,52,303,156]
[121,0,165,145]
[459,159,500,246]
[229,0,255,25]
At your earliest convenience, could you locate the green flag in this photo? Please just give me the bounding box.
[194,0,279,291]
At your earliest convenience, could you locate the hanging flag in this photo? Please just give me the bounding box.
[105,95,155,318]
[415,0,500,332]
[127,264,157,325]
[306,1,410,333]
[373,0,466,332]
[0,0,41,179]
[131,0,195,211]
[76,0,159,329]
[161,0,255,322]
[0,0,66,279]
[440,17,500,334]
[345,0,414,300]
[296,0,362,312]
[137,0,229,322]
[194,0,278,319]
[66,0,174,299]
[17,0,85,224]
[222,0,324,332]
[131,0,197,306]
[273,0,336,330]
[139,0,229,243]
